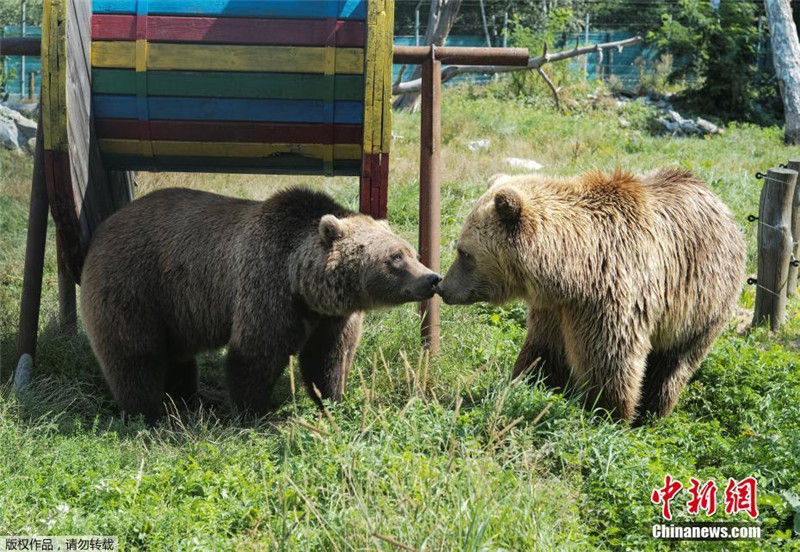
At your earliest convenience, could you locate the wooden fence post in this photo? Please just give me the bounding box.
[15,117,48,390]
[786,159,800,297]
[752,167,798,330]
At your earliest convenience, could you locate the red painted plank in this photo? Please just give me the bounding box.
[94,119,363,144]
[92,14,136,39]
[376,153,389,219]
[359,152,389,218]
[91,14,365,47]
[359,151,373,215]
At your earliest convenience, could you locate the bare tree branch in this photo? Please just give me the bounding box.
[537,67,560,110]
[393,64,407,88]
[392,36,643,95]
[393,0,463,111]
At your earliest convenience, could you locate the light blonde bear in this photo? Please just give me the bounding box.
[438,169,745,422]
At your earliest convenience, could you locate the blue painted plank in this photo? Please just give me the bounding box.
[92,0,366,20]
[92,95,364,124]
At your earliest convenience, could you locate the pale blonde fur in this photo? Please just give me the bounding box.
[439,169,746,422]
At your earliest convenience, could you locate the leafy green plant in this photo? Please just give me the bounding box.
[649,0,780,124]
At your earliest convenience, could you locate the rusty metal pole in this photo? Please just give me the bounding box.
[16,117,48,361]
[419,47,442,353]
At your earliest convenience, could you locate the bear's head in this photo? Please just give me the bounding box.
[293,214,441,316]
[437,180,530,306]
[438,170,647,307]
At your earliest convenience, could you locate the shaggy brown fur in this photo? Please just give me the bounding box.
[438,169,746,422]
[81,188,440,423]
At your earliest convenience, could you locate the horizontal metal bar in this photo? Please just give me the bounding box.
[393,45,529,66]
[0,37,41,56]
[1,40,529,66]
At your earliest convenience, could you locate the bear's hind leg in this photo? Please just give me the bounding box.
[299,313,364,405]
[101,352,169,424]
[165,357,199,409]
[513,308,570,389]
[636,321,723,422]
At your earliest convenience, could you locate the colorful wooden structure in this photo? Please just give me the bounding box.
[40,0,394,281]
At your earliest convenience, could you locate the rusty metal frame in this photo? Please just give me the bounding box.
[394,44,529,352]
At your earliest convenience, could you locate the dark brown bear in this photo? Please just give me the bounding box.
[81,188,440,422]
[437,169,745,423]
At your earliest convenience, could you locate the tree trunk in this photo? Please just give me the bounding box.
[764,0,800,144]
[393,0,462,112]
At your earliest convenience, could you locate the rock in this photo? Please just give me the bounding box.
[2,100,38,119]
[658,117,680,134]
[696,117,724,135]
[14,353,33,392]
[15,115,37,141]
[26,136,37,153]
[0,104,38,151]
[0,117,21,151]
[667,109,685,125]
[504,157,544,171]
[680,120,701,135]
[618,118,631,128]
[466,139,490,152]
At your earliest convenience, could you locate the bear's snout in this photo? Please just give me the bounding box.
[411,271,441,300]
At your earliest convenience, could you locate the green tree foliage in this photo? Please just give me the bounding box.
[589,0,782,123]
[0,0,42,28]
[649,0,780,124]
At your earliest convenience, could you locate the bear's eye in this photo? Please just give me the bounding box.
[458,248,472,261]
[390,251,404,263]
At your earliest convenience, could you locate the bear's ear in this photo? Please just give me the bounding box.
[493,188,522,227]
[319,214,346,245]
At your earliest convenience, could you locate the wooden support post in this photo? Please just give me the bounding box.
[56,238,77,335]
[787,159,800,297]
[753,167,798,330]
[419,48,441,353]
[16,119,47,363]
[28,70,35,99]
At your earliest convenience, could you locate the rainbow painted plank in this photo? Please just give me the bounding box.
[92,95,364,124]
[93,0,367,20]
[92,70,364,101]
[94,120,363,144]
[91,15,366,47]
[89,0,392,215]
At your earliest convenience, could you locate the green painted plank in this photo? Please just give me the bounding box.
[92,69,364,101]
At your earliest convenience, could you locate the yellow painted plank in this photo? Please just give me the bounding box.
[41,0,53,149]
[91,40,135,68]
[42,0,68,151]
[380,0,395,154]
[361,0,379,154]
[371,4,386,156]
[91,42,364,74]
[373,0,392,155]
[98,139,362,160]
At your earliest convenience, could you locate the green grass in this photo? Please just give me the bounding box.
[1,86,798,551]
